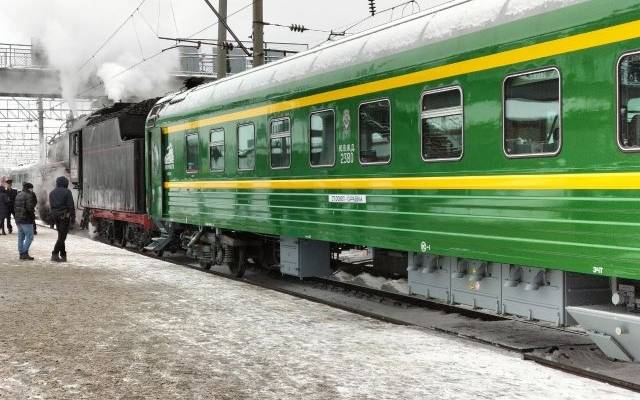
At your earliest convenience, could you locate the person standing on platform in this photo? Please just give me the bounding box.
[49,176,74,262]
[4,179,17,234]
[0,186,8,235]
[30,189,38,236]
[14,182,36,260]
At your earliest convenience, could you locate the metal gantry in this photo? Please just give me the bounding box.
[0,43,35,69]
[0,97,95,168]
[0,40,211,170]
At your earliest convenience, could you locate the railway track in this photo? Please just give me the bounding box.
[53,221,632,394]
[143,251,640,393]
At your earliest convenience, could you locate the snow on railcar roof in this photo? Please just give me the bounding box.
[158,0,584,120]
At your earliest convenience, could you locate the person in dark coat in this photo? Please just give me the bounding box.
[14,182,36,260]
[49,176,75,262]
[0,186,8,235]
[30,189,38,235]
[4,179,17,233]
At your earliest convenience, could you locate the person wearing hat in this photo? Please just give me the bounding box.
[14,182,36,260]
[4,179,17,234]
[49,176,74,262]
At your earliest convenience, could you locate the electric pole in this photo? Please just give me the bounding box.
[253,0,264,67]
[216,0,228,79]
[37,97,44,162]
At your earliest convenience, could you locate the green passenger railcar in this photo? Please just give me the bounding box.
[146,0,640,358]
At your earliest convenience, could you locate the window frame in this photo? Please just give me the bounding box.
[502,66,562,159]
[185,131,200,174]
[420,86,464,163]
[236,122,256,172]
[616,50,640,153]
[269,116,292,170]
[71,132,79,156]
[357,98,392,166]
[309,108,336,168]
[209,128,225,172]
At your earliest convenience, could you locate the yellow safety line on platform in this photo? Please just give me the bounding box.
[163,171,640,191]
[164,18,640,134]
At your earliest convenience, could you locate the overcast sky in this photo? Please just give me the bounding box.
[0,0,448,49]
[0,0,451,168]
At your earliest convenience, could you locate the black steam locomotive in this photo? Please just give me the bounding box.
[42,99,159,248]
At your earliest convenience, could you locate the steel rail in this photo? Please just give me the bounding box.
[65,224,638,394]
[523,353,640,393]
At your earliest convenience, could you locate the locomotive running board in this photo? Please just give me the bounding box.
[567,305,640,362]
[143,219,176,253]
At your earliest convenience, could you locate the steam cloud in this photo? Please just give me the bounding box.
[4,0,180,110]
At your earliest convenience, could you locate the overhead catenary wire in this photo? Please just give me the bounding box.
[75,0,148,73]
[169,0,180,37]
[156,0,162,36]
[201,0,252,56]
[260,21,334,34]
[47,1,255,111]
[131,17,146,60]
[87,0,449,100]
[139,6,160,37]
[321,0,461,44]
[185,1,254,41]
[342,0,421,33]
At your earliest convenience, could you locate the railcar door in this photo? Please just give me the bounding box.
[148,127,165,218]
[69,130,81,187]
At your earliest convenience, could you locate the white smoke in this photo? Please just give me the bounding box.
[97,63,129,102]
[97,59,173,102]
[3,0,181,109]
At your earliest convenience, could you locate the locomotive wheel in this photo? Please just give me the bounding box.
[87,221,99,240]
[119,225,128,248]
[228,247,247,278]
[214,243,225,265]
[137,230,152,252]
[106,222,115,245]
[199,259,213,270]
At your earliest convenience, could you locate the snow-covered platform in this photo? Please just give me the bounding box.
[0,228,637,399]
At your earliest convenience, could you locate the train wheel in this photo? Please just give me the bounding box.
[105,221,115,245]
[119,224,128,248]
[137,229,152,252]
[228,247,247,278]
[214,243,225,265]
[199,259,213,270]
[87,221,99,240]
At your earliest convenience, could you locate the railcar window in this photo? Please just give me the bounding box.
[421,88,463,161]
[72,133,79,156]
[237,124,255,171]
[359,100,391,164]
[209,128,224,171]
[618,53,640,150]
[270,118,291,169]
[310,110,336,167]
[185,132,199,173]
[504,69,560,157]
[163,135,174,174]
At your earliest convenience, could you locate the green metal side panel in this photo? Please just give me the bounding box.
[151,2,640,280]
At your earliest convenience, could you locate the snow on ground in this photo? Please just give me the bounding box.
[0,228,637,399]
[381,278,411,295]
[331,269,411,295]
[351,272,389,291]
[331,270,355,282]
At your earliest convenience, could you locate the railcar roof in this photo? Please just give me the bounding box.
[157,0,585,121]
